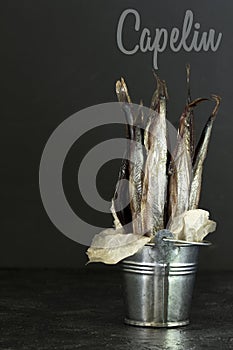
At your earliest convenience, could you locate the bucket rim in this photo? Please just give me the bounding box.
[145,239,211,247]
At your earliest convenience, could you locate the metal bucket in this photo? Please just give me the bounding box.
[121,241,208,328]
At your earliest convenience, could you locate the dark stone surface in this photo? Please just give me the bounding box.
[0,269,232,350]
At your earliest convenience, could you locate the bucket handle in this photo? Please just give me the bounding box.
[162,238,212,246]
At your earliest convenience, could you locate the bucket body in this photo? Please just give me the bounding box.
[121,243,199,327]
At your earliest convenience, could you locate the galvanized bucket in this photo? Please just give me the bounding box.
[121,241,209,328]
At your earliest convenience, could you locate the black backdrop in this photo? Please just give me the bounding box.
[1,0,233,269]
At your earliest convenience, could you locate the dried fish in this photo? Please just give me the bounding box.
[116,77,132,103]
[111,157,132,230]
[116,78,133,139]
[88,70,221,265]
[113,73,220,237]
[141,78,168,235]
[123,104,144,234]
[179,98,208,158]
[144,71,168,152]
[168,97,208,222]
[189,95,221,209]
[168,140,192,222]
[111,79,133,231]
[186,64,195,160]
[114,78,146,234]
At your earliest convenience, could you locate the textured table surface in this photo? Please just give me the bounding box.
[0,269,232,350]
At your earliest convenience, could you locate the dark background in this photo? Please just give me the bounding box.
[1,0,232,270]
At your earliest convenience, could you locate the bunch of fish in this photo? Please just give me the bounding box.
[111,66,221,237]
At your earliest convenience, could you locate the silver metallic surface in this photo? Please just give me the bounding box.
[121,243,199,328]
